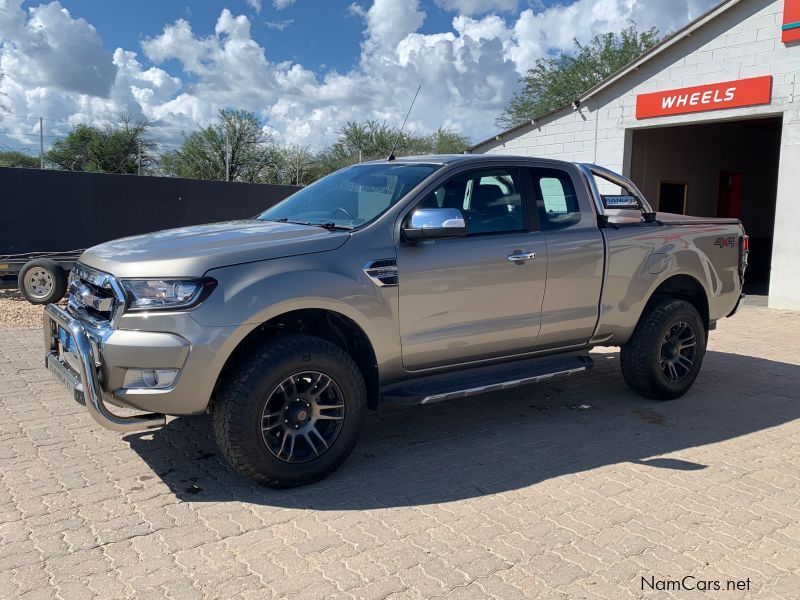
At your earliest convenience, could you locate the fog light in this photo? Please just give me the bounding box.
[123,368,178,389]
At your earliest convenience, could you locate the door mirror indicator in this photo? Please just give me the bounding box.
[403,208,467,241]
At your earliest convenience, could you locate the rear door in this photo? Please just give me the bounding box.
[395,165,548,370]
[529,166,605,349]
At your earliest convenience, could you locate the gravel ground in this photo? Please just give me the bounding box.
[0,288,60,329]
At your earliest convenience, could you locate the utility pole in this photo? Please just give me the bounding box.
[137,142,142,176]
[39,117,44,169]
[224,134,230,182]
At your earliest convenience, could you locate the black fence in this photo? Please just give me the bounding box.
[0,167,298,255]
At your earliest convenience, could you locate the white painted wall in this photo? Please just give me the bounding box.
[770,109,800,309]
[473,0,800,309]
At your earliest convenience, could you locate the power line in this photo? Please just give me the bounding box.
[0,112,200,136]
[0,128,60,139]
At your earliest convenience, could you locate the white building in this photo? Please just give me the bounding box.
[470,0,800,310]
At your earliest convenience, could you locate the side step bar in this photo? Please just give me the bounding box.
[381,353,593,406]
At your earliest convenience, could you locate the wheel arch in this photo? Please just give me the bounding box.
[213,308,380,410]
[641,274,710,331]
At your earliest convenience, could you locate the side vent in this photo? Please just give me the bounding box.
[363,259,398,287]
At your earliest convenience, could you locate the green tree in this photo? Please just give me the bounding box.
[45,123,96,171]
[45,116,156,174]
[160,109,276,182]
[496,24,661,129]
[0,150,39,168]
[329,120,398,164]
[268,145,316,186]
[416,127,471,155]
[314,121,470,179]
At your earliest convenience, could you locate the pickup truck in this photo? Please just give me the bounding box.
[43,155,748,487]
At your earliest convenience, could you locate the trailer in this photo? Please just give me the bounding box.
[0,251,83,304]
[0,166,299,306]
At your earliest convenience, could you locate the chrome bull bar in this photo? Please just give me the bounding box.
[43,303,166,433]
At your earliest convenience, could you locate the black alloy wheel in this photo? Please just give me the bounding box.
[261,371,345,463]
[659,321,697,382]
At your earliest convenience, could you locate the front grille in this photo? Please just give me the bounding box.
[68,263,125,326]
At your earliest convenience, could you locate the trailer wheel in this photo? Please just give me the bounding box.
[18,259,68,305]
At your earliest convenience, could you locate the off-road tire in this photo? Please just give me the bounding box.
[18,259,68,305]
[212,334,367,487]
[620,298,706,400]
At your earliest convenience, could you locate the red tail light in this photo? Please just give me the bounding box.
[739,233,749,277]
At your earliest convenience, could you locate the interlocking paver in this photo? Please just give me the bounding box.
[1,305,799,598]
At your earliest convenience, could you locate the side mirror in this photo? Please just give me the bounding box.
[601,194,641,210]
[403,208,467,241]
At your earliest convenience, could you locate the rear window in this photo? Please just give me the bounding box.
[530,168,582,230]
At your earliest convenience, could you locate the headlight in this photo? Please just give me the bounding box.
[121,278,216,311]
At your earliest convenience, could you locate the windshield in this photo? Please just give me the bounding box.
[259,163,440,229]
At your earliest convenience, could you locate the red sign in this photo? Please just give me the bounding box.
[784,0,800,43]
[635,76,773,119]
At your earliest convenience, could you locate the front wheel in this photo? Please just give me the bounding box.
[620,298,706,400]
[212,335,367,487]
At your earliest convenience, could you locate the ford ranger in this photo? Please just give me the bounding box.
[43,155,748,487]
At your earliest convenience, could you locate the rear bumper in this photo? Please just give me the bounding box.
[727,292,745,318]
[44,304,166,432]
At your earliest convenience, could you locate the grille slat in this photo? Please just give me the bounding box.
[68,264,124,326]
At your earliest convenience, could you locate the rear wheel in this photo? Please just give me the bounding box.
[212,335,366,487]
[18,259,68,305]
[620,298,706,400]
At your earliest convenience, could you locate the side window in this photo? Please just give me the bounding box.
[417,168,526,235]
[531,168,582,230]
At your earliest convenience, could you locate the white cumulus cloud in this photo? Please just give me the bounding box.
[0,0,115,97]
[264,18,293,30]
[0,0,720,152]
[433,0,518,15]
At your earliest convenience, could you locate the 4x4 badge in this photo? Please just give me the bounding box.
[714,236,735,248]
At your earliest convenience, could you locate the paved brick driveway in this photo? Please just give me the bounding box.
[1,305,799,599]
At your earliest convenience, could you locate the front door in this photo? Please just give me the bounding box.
[717,171,743,219]
[396,166,547,371]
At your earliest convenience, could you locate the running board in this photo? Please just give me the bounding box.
[381,353,593,406]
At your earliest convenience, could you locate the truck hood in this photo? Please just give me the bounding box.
[78,220,350,278]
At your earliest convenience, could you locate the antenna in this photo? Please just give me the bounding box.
[387,84,421,161]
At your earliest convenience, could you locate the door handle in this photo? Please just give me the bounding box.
[507,252,536,262]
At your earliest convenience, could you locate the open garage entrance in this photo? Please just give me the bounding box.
[628,116,782,296]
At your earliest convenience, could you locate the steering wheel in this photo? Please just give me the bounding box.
[331,206,356,221]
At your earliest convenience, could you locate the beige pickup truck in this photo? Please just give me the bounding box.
[44,155,748,486]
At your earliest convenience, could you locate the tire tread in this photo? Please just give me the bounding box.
[620,297,705,400]
[18,258,67,305]
[211,334,365,487]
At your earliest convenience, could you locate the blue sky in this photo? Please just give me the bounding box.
[49,0,374,74]
[45,0,529,75]
[1,0,719,151]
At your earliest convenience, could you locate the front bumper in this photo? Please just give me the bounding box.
[44,304,166,432]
